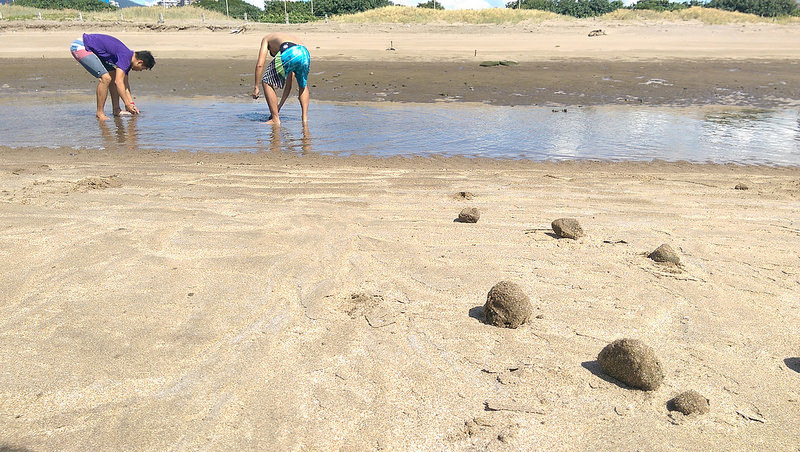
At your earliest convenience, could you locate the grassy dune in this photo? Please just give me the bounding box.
[601,6,800,24]
[332,5,566,24]
[1,3,798,25]
[0,5,229,22]
[335,5,799,25]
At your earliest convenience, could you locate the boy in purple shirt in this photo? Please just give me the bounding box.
[70,33,155,121]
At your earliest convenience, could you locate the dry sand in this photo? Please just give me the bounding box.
[1,19,800,450]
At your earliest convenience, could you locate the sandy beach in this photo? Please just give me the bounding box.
[1,18,800,450]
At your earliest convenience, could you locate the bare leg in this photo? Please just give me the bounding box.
[109,75,124,116]
[96,73,112,121]
[263,82,280,125]
[298,85,310,124]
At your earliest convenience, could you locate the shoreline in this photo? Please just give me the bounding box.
[3,144,800,170]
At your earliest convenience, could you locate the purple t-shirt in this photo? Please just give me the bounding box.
[82,33,134,74]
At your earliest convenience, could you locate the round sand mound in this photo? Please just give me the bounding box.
[457,207,480,223]
[598,338,664,391]
[648,243,680,265]
[669,390,710,415]
[551,218,584,239]
[483,281,531,329]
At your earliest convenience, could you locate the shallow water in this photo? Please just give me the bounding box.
[1,99,798,165]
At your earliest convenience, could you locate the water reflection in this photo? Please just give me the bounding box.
[255,122,312,155]
[98,116,139,149]
[704,108,769,125]
[301,123,312,154]
[0,100,798,165]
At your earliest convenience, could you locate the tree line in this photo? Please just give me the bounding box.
[507,0,799,18]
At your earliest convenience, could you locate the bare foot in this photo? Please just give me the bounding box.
[113,110,132,116]
[96,113,110,121]
[265,118,280,125]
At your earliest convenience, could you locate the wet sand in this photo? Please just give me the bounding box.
[1,19,800,451]
[3,57,800,107]
[2,21,800,106]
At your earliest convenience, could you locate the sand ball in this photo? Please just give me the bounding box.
[648,243,680,265]
[456,191,475,200]
[734,183,749,190]
[457,207,480,223]
[669,390,710,415]
[551,218,584,239]
[597,338,665,391]
[483,281,531,328]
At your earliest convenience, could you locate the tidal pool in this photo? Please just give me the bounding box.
[1,98,798,165]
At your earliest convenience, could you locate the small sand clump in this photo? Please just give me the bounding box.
[483,281,531,329]
[734,183,749,190]
[648,243,680,265]
[457,207,480,223]
[455,191,475,200]
[345,292,382,318]
[598,338,665,391]
[551,218,584,239]
[669,390,710,415]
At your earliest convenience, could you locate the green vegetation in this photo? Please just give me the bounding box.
[308,0,394,16]
[417,1,444,9]
[256,0,394,22]
[333,5,563,23]
[630,0,690,11]
[195,0,262,20]
[261,0,315,23]
[508,0,797,17]
[0,4,231,22]
[507,0,624,18]
[13,0,115,12]
[1,0,797,23]
[705,0,797,17]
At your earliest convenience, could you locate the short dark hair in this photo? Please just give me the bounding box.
[135,50,155,70]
